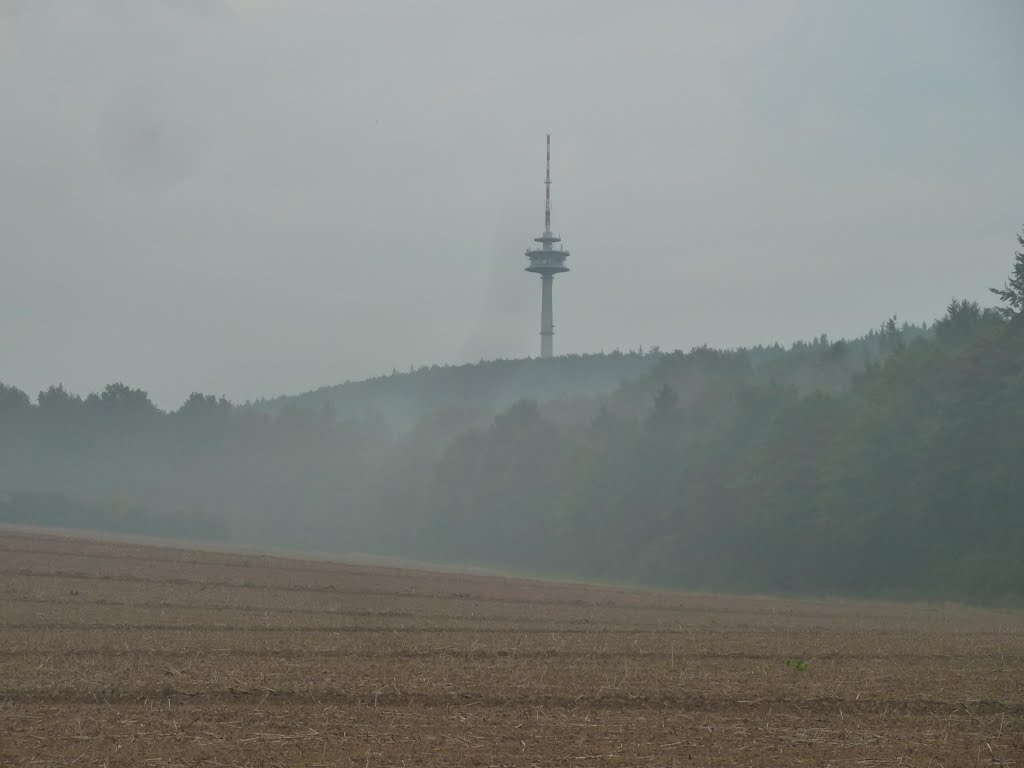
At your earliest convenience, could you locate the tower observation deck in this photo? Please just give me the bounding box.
[525,134,569,359]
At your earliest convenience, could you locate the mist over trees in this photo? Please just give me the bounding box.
[2,240,1023,603]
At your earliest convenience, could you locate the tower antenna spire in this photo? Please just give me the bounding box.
[544,133,552,237]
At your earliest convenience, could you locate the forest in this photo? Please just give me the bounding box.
[2,235,1022,602]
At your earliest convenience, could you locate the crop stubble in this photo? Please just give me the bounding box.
[0,528,1022,766]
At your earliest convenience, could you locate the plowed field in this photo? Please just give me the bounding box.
[1,527,1022,766]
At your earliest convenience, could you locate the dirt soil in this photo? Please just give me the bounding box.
[1,527,1022,766]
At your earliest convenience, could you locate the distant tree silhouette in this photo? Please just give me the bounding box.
[0,383,30,413]
[990,227,1024,319]
[98,383,158,414]
[37,384,83,413]
[648,384,678,430]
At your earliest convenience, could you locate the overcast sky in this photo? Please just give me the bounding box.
[1,1,1022,408]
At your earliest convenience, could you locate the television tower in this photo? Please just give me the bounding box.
[525,134,570,359]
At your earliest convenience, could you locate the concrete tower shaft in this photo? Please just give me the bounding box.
[540,274,554,358]
[525,134,570,359]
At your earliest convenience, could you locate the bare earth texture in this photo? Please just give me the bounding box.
[1,528,1022,767]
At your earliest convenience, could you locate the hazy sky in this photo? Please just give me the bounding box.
[1,1,1022,408]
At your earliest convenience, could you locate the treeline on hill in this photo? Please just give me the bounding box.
[2,238,1022,602]
[259,352,662,427]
